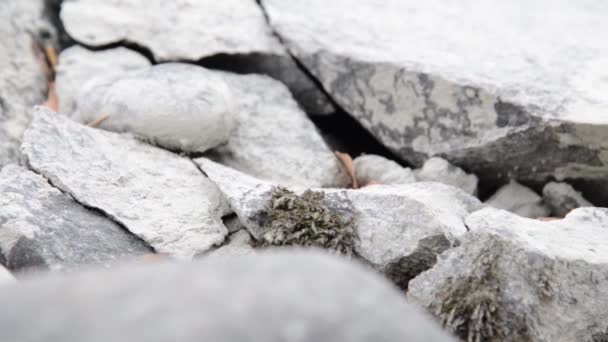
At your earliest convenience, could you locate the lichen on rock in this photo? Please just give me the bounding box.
[255,187,356,257]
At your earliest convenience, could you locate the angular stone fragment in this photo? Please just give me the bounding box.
[0,165,150,273]
[207,230,255,258]
[415,157,478,195]
[71,63,237,153]
[542,181,593,217]
[0,250,455,342]
[353,154,416,186]
[485,181,550,218]
[197,158,483,288]
[408,207,608,342]
[262,0,608,185]
[21,108,230,257]
[56,46,151,114]
[60,0,333,114]
[0,0,54,167]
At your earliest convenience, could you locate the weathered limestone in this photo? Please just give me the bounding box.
[262,0,608,186]
[353,154,416,186]
[415,157,478,195]
[485,181,550,218]
[21,108,230,257]
[60,0,333,114]
[408,207,608,342]
[0,165,150,273]
[542,181,593,217]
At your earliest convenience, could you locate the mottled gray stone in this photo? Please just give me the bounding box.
[353,154,416,186]
[262,0,608,185]
[70,63,237,153]
[0,250,455,342]
[21,108,230,257]
[60,0,333,114]
[0,165,150,273]
[415,157,478,195]
[485,181,550,218]
[543,182,594,217]
[207,230,255,258]
[408,207,608,342]
[56,46,151,114]
[0,0,54,167]
[197,158,482,288]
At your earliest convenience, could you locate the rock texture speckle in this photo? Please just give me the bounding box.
[21,108,230,257]
[485,181,550,218]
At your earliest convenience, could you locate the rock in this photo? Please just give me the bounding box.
[353,154,416,186]
[197,158,483,288]
[0,0,54,167]
[262,0,608,186]
[222,214,246,234]
[21,107,230,257]
[55,46,151,114]
[204,71,348,188]
[542,181,593,217]
[408,207,608,342]
[207,230,255,258]
[0,165,150,273]
[485,181,550,218]
[60,0,333,114]
[415,157,478,195]
[70,63,236,153]
[0,250,455,342]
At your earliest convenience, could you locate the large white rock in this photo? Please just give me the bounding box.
[262,0,608,185]
[0,0,53,166]
[21,107,230,257]
[60,0,333,114]
[408,207,608,342]
[485,181,550,218]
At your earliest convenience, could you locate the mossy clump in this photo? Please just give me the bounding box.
[255,187,356,257]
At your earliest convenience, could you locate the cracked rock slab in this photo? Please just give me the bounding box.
[353,154,416,186]
[408,207,608,342]
[21,107,230,257]
[415,157,478,195]
[60,0,333,114]
[542,181,593,217]
[262,0,608,184]
[0,165,150,274]
[0,0,54,167]
[485,180,550,218]
[0,250,455,342]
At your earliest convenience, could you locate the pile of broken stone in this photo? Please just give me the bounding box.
[0,0,607,341]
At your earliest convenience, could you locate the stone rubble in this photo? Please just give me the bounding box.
[353,154,417,186]
[485,180,550,218]
[542,181,593,217]
[415,157,478,195]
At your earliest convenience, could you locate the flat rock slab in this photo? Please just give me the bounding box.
[408,207,608,342]
[60,0,333,114]
[21,108,230,257]
[262,0,608,184]
[0,0,53,167]
[0,250,454,342]
[0,165,150,273]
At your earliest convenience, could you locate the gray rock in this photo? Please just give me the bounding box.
[0,165,150,273]
[207,229,255,258]
[353,154,416,186]
[262,0,608,185]
[415,157,478,195]
[485,181,550,218]
[0,250,455,342]
[21,107,230,258]
[408,207,608,342]
[56,46,151,114]
[197,158,483,288]
[0,0,54,167]
[60,0,333,114]
[543,181,593,217]
[70,63,237,153]
[222,214,246,234]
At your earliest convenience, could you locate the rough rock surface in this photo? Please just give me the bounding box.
[408,207,608,342]
[197,158,483,288]
[208,230,255,258]
[353,154,416,186]
[60,0,333,114]
[262,0,608,186]
[0,165,150,273]
[204,71,348,188]
[70,63,237,153]
[415,157,478,195]
[0,0,53,167]
[56,46,151,114]
[485,181,550,218]
[542,181,593,217]
[21,108,230,257]
[0,250,455,342]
